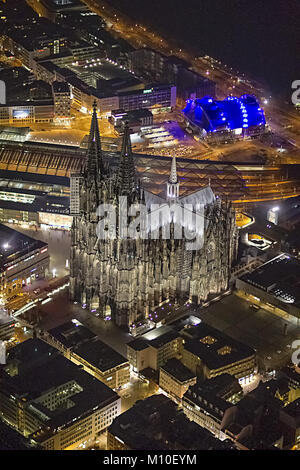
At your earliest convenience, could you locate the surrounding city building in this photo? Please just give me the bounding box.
[70,105,238,328]
[180,323,257,384]
[107,394,234,450]
[110,108,153,133]
[0,338,121,450]
[182,374,243,439]
[127,48,216,102]
[52,81,71,121]
[0,101,54,125]
[159,358,197,403]
[0,420,42,450]
[127,326,184,373]
[0,224,49,307]
[42,320,130,390]
[276,367,300,404]
[279,398,300,448]
[118,84,176,113]
[0,170,70,229]
[0,315,15,341]
[236,253,300,321]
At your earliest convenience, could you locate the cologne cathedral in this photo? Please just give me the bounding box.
[70,104,238,328]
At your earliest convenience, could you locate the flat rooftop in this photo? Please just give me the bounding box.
[75,338,128,372]
[240,254,300,308]
[127,337,149,352]
[0,224,48,272]
[161,358,196,383]
[3,339,118,431]
[48,320,97,349]
[0,420,40,451]
[127,326,180,352]
[108,394,232,450]
[144,327,180,350]
[182,322,255,370]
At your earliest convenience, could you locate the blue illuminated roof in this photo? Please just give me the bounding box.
[183,94,266,132]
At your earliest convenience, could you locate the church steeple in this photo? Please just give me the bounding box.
[116,122,136,196]
[167,155,180,200]
[86,101,103,179]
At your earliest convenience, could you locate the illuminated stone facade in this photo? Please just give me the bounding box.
[70,105,238,328]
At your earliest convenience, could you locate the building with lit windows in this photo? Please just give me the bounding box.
[236,254,300,321]
[118,84,176,113]
[127,326,184,374]
[0,338,121,450]
[52,81,71,122]
[181,323,256,385]
[42,320,130,390]
[0,170,71,230]
[0,102,54,125]
[182,374,243,440]
[107,394,233,450]
[0,224,49,307]
[159,358,196,403]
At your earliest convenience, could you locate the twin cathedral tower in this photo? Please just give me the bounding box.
[70,103,238,329]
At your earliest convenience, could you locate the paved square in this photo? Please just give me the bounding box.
[195,293,300,370]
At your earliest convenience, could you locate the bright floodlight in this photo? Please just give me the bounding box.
[272,207,279,212]
[3,243,9,249]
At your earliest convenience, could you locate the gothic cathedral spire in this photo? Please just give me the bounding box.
[117,122,136,196]
[86,101,103,180]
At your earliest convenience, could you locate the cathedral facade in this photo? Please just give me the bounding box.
[70,104,238,329]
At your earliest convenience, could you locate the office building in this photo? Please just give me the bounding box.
[0,224,49,307]
[43,320,130,390]
[107,394,233,450]
[52,81,71,121]
[128,48,216,101]
[182,374,243,439]
[118,84,176,113]
[0,102,54,125]
[0,338,121,450]
[0,420,41,451]
[0,169,71,230]
[110,109,153,133]
[127,326,183,374]
[181,323,256,384]
[159,358,196,403]
[236,253,300,321]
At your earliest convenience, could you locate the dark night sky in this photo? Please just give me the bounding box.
[111,0,300,99]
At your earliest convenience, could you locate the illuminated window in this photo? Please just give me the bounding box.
[217,345,232,355]
[200,336,217,345]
